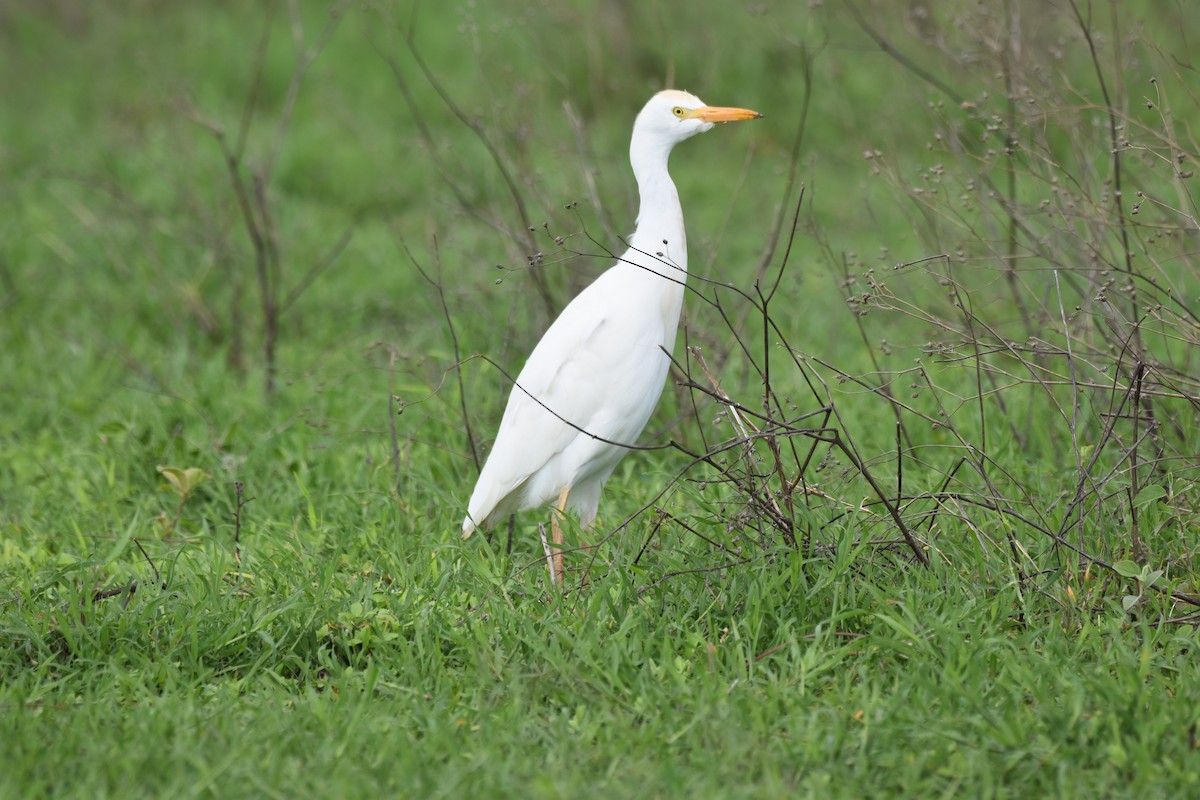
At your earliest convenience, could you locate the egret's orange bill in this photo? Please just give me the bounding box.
[694,106,763,123]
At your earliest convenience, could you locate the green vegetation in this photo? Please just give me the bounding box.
[2,1,1199,797]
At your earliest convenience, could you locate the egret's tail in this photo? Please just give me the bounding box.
[461,518,476,539]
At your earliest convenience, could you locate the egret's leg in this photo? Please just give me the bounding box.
[550,486,570,585]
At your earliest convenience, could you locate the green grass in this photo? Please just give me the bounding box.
[3,1,1200,797]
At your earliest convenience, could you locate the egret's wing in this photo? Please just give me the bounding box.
[464,267,664,533]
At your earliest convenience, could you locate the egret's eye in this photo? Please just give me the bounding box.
[672,106,686,118]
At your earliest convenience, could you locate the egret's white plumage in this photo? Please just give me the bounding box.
[462,90,761,565]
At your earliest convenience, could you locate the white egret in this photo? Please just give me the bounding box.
[462,90,762,583]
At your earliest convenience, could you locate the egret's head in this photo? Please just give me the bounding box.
[633,89,762,148]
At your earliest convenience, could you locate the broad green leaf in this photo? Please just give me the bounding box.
[1133,485,1167,509]
[157,465,186,496]
[1113,559,1142,579]
[157,465,211,499]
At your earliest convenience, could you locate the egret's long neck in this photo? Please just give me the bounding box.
[629,136,687,282]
